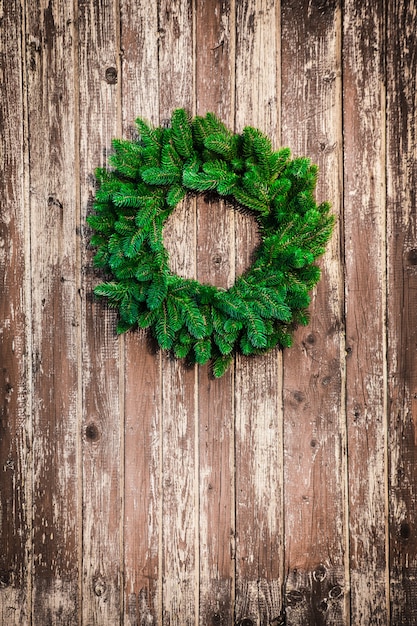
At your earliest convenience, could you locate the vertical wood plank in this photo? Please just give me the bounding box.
[387,1,417,623]
[25,1,81,622]
[0,0,30,623]
[234,1,285,624]
[124,339,161,626]
[234,363,284,625]
[158,2,197,623]
[280,1,347,624]
[6,4,417,626]
[343,1,388,622]
[78,0,122,622]
[194,2,235,624]
[120,2,162,623]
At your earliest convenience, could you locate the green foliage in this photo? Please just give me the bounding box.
[88,109,334,377]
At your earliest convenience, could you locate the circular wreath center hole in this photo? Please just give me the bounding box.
[163,195,261,290]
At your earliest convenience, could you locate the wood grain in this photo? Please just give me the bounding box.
[2,1,417,623]
[158,2,197,625]
[195,2,235,624]
[343,1,388,622]
[78,0,122,622]
[281,1,346,623]
[234,1,284,624]
[0,1,30,623]
[25,1,81,622]
[120,2,162,623]
[387,1,417,624]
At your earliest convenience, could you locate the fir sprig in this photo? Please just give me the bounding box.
[88,109,334,376]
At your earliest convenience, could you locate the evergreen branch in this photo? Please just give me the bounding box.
[194,338,212,364]
[204,133,233,159]
[135,117,163,152]
[142,167,181,186]
[171,108,193,158]
[214,333,234,355]
[171,293,207,339]
[166,184,186,207]
[233,187,269,215]
[122,229,147,258]
[147,273,168,310]
[155,303,175,350]
[212,354,234,378]
[89,108,334,376]
[182,169,219,192]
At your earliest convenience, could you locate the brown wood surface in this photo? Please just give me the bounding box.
[281,1,346,623]
[387,1,417,624]
[234,2,284,624]
[78,0,123,623]
[343,1,388,623]
[120,2,162,625]
[25,1,81,622]
[158,3,198,625]
[1,1,417,624]
[0,1,29,624]
[195,2,235,624]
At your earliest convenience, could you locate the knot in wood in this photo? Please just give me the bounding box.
[0,570,11,588]
[400,521,411,540]
[313,564,327,582]
[407,248,417,266]
[93,577,106,597]
[329,585,343,599]
[85,423,100,441]
[105,67,118,84]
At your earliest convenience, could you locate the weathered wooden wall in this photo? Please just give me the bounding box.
[1,0,417,624]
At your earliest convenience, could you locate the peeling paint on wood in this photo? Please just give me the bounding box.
[281,1,346,624]
[234,3,284,624]
[343,0,388,623]
[1,0,417,624]
[25,1,81,622]
[0,1,29,624]
[195,2,235,624]
[387,1,417,625]
[78,0,123,624]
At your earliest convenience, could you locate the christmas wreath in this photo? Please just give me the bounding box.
[88,109,334,377]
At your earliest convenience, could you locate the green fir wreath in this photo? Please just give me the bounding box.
[88,109,334,377]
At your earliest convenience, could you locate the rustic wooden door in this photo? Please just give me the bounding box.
[1,1,417,624]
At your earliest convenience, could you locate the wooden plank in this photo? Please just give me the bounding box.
[78,0,122,623]
[123,340,162,626]
[120,2,162,623]
[194,2,235,623]
[234,2,285,624]
[234,363,284,625]
[157,2,197,624]
[387,1,417,623]
[0,1,30,623]
[24,1,81,622]
[342,1,388,623]
[280,1,347,624]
